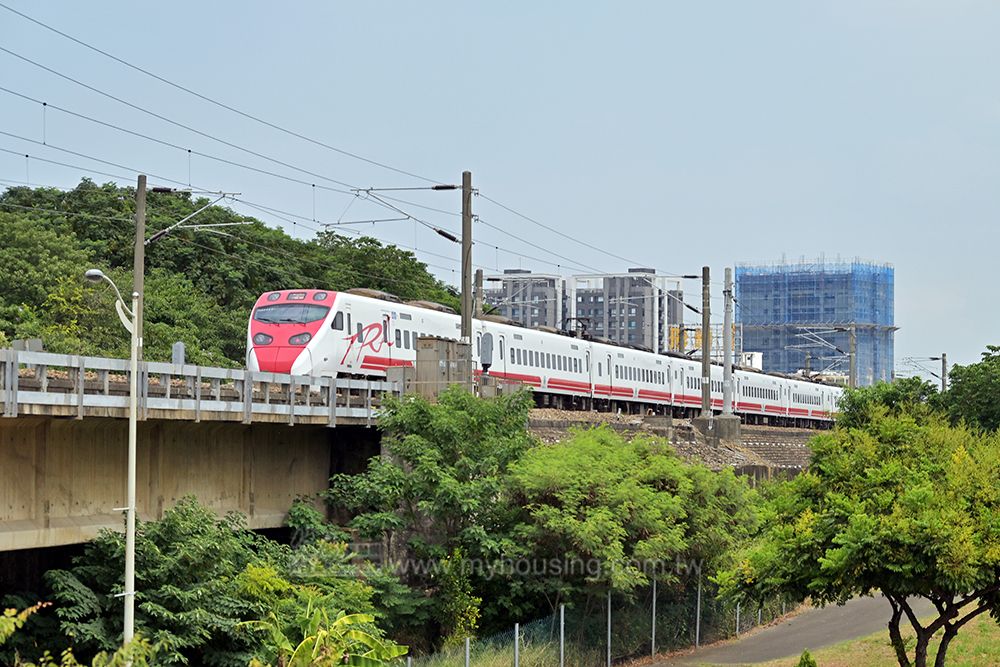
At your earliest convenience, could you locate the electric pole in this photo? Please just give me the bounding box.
[461,171,473,344]
[701,266,711,418]
[722,267,733,415]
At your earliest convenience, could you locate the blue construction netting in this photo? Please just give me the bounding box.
[735,259,894,385]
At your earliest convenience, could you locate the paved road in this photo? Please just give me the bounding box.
[654,596,935,666]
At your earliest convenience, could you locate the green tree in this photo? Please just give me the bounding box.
[717,413,1000,667]
[328,388,535,642]
[835,376,940,430]
[943,346,1000,432]
[509,427,758,599]
[41,498,378,666]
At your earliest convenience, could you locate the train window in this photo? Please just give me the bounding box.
[476,335,481,357]
[313,292,328,301]
[598,362,602,376]
[404,330,411,349]
[499,339,504,361]
[356,323,364,342]
[615,366,619,379]
[332,311,344,330]
[395,330,402,347]
[347,314,352,333]
[534,351,540,367]
[255,303,330,324]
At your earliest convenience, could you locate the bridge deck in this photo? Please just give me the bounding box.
[0,349,398,426]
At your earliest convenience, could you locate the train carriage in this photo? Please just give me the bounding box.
[247,288,842,425]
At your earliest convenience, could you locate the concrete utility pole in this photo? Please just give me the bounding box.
[461,170,473,344]
[722,268,733,415]
[848,324,857,389]
[123,174,146,649]
[700,266,711,417]
[474,269,483,317]
[941,353,948,392]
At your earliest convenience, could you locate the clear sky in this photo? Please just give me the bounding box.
[1,1,996,376]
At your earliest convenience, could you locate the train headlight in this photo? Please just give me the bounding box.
[288,332,312,345]
[253,333,273,345]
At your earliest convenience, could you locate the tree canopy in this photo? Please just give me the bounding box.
[944,345,1000,433]
[329,388,759,647]
[0,180,458,365]
[718,410,1000,667]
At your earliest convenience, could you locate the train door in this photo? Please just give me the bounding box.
[586,350,593,399]
[381,311,393,365]
[606,354,614,400]
[498,335,507,377]
[338,300,355,372]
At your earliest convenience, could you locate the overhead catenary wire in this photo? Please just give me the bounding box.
[0,1,440,185]
[0,88,540,270]
[0,52,653,281]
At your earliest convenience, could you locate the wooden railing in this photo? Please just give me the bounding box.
[0,349,399,427]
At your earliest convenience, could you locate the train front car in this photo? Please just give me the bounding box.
[246,290,334,375]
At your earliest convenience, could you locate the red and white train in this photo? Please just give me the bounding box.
[247,288,841,425]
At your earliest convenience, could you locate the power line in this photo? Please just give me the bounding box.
[476,216,600,274]
[0,134,504,275]
[0,72,609,278]
[1,96,604,278]
[478,192,695,279]
[0,1,439,185]
[0,53,368,192]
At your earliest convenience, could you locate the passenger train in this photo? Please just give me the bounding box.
[247,288,841,425]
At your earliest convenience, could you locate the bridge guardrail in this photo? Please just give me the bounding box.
[0,349,398,427]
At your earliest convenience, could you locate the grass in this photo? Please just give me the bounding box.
[749,613,1000,667]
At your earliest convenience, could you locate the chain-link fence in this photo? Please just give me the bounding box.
[407,579,791,666]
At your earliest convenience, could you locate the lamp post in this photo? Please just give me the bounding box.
[84,269,139,647]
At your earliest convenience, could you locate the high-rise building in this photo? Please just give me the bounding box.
[482,269,565,329]
[735,259,895,385]
[482,268,683,352]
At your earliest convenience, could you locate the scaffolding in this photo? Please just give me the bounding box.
[735,259,895,385]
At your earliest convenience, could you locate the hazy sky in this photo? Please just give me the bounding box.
[2,1,997,376]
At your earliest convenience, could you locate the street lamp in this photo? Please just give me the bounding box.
[84,268,140,647]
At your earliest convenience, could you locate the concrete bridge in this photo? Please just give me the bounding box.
[0,349,396,552]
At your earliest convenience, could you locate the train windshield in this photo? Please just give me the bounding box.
[254,304,330,324]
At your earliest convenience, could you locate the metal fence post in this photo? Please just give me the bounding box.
[607,589,612,667]
[651,579,657,657]
[758,607,762,626]
[406,657,412,667]
[736,601,741,637]
[782,600,786,616]
[695,575,702,648]
[464,636,470,667]
[559,603,565,667]
[514,622,519,667]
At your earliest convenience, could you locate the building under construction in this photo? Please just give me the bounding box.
[735,259,895,386]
